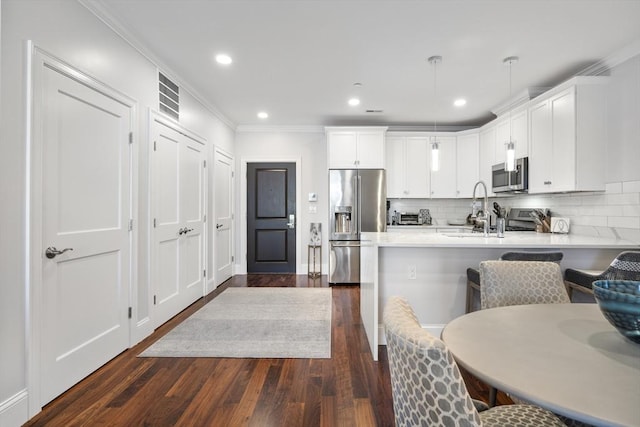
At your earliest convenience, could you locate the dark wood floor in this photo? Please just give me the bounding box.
[24,274,509,427]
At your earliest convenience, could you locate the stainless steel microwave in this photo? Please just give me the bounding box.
[492,157,528,193]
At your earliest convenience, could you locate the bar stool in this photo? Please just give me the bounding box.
[564,251,640,298]
[465,251,564,313]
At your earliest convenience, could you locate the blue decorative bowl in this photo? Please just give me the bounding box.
[592,280,640,344]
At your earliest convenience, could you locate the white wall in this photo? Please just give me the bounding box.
[0,0,234,423]
[234,128,328,274]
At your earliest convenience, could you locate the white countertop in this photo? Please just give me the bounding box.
[387,224,473,230]
[361,231,639,249]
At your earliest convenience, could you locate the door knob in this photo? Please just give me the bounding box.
[183,228,194,234]
[178,227,185,235]
[286,214,295,229]
[45,246,73,259]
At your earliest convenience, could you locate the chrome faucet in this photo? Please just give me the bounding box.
[472,180,490,237]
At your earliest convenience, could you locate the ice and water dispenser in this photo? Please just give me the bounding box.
[333,206,353,235]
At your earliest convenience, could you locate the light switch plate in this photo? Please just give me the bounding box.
[308,192,317,202]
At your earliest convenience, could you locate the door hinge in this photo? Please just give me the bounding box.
[203,160,207,168]
[203,269,206,278]
[232,255,234,262]
[128,219,133,231]
[153,295,157,305]
[232,171,235,178]
[153,140,157,151]
[128,132,133,144]
[204,214,206,222]
[128,307,132,319]
[153,218,157,228]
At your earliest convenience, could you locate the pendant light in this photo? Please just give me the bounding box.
[428,55,442,172]
[504,56,518,172]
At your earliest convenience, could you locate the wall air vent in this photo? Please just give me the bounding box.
[159,72,179,120]
[365,109,384,113]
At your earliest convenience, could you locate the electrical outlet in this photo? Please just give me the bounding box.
[408,265,416,280]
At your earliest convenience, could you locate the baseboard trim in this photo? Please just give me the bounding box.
[0,389,29,427]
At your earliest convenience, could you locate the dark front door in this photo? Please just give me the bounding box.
[247,162,296,273]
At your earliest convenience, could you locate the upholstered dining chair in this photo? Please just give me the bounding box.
[466,251,564,312]
[479,260,570,309]
[383,296,566,427]
[564,250,640,299]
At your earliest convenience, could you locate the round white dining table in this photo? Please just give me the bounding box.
[441,303,640,427]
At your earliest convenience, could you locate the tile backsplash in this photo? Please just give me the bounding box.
[389,180,640,244]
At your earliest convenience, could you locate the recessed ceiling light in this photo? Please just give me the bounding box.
[257,111,269,119]
[348,98,361,106]
[454,98,467,107]
[215,54,232,65]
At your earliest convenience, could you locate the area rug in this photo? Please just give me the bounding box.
[139,287,331,358]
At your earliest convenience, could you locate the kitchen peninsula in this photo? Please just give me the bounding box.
[360,231,639,360]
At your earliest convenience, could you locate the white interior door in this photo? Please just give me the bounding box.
[151,118,206,327]
[214,148,234,286]
[40,64,132,404]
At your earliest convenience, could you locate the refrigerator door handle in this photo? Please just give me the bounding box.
[356,174,361,237]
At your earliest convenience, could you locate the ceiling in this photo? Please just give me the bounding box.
[87,0,640,128]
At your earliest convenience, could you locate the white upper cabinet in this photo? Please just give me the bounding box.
[456,132,480,198]
[430,136,457,198]
[495,108,528,164]
[326,126,387,169]
[479,125,497,196]
[528,77,608,193]
[386,136,430,198]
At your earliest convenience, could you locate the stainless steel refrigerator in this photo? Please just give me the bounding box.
[329,169,386,284]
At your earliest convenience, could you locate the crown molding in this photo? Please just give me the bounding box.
[490,87,549,117]
[78,0,236,130]
[235,125,325,133]
[578,38,640,76]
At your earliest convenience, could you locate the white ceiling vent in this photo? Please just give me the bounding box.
[159,72,179,120]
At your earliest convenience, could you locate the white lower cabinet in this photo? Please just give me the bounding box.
[528,77,608,193]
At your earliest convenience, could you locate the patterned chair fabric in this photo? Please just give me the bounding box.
[480,260,570,310]
[466,252,563,313]
[383,296,565,427]
[564,250,640,291]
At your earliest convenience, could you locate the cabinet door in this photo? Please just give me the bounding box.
[512,109,528,159]
[495,109,528,165]
[479,126,496,192]
[356,131,385,168]
[430,137,457,198]
[456,133,479,198]
[495,119,509,166]
[550,88,576,192]
[328,131,358,168]
[386,137,405,197]
[405,137,430,198]
[528,100,552,193]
